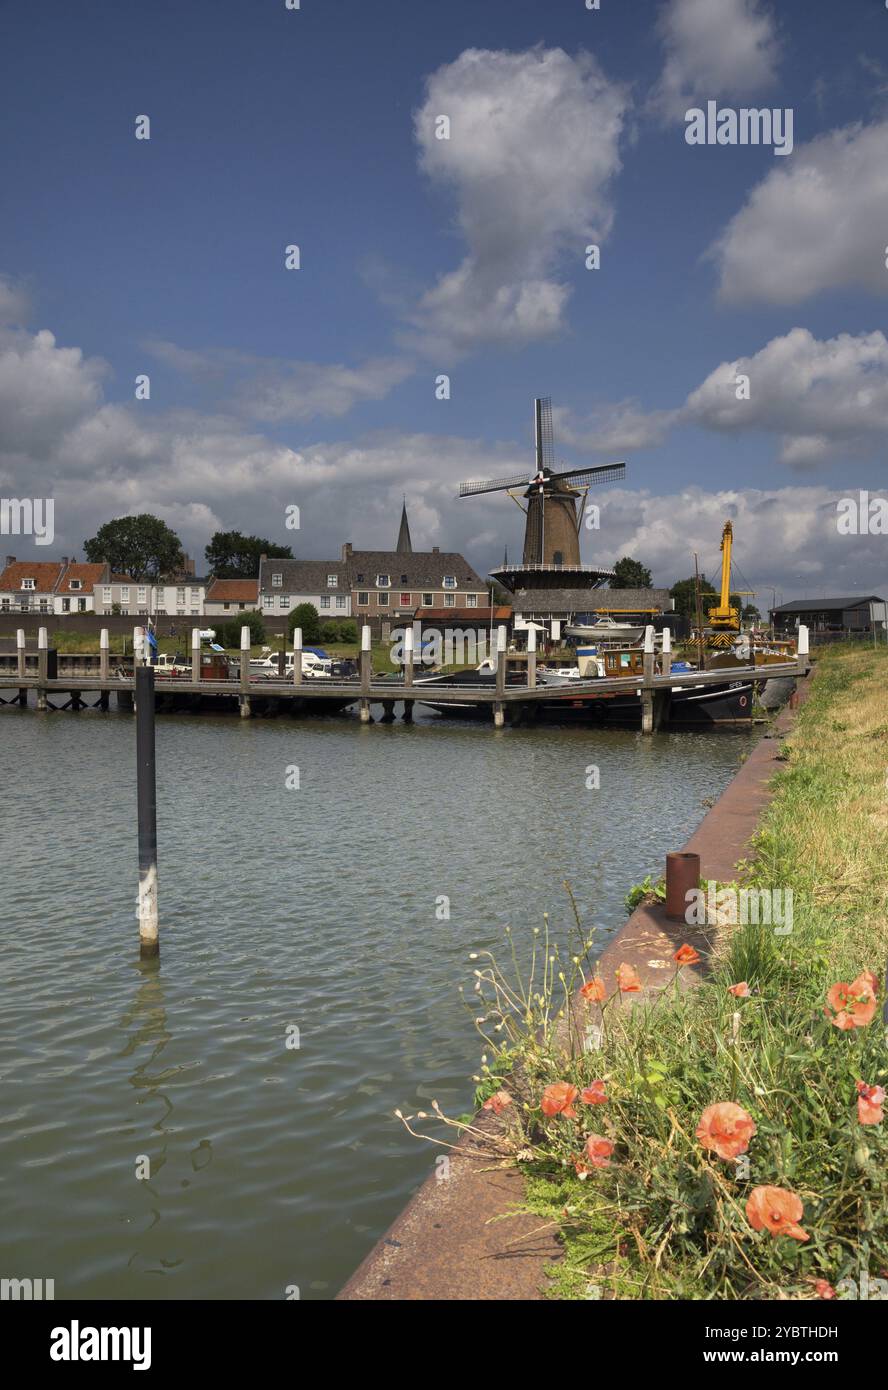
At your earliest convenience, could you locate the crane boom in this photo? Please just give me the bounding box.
[708,521,740,630]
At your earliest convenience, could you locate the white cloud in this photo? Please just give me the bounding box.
[683,327,888,467]
[0,275,30,326]
[408,46,628,356]
[651,0,780,120]
[145,340,414,422]
[709,119,888,304]
[552,400,678,455]
[590,484,886,599]
[0,326,108,458]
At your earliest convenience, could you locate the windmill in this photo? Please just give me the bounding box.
[458,398,625,569]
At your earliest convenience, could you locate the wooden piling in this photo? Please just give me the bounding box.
[191,628,201,687]
[36,626,48,710]
[526,626,537,689]
[495,625,507,699]
[641,625,655,734]
[359,625,372,722]
[292,627,303,685]
[99,628,110,682]
[16,627,26,680]
[661,626,671,677]
[240,626,250,694]
[135,665,159,958]
[403,624,414,688]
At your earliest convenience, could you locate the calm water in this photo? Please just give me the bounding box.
[0,703,751,1300]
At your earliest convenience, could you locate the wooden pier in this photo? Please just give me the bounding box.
[0,624,809,732]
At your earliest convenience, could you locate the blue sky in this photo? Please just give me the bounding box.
[1,0,887,599]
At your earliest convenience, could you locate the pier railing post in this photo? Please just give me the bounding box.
[16,627,26,680]
[135,664,159,959]
[240,625,250,693]
[660,626,671,677]
[641,625,656,734]
[36,626,48,710]
[191,628,201,687]
[527,626,537,688]
[495,625,506,698]
[293,627,303,686]
[100,627,110,681]
[404,624,414,688]
[359,625,372,722]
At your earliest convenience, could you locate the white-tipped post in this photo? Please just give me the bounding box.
[661,626,671,676]
[16,627,26,681]
[191,627,201,686]
[240,625,251,692]
[292,626,303,686]
[359,624,372,718]
[495,624,507,697]
[404,624,414,689]
[100,627,110,681]
[526,626,537,688]
[797,623,809,659]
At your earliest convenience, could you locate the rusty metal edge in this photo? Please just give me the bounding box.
[337,672,815,1301]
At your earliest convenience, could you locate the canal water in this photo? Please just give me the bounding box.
[0,705,751,1299]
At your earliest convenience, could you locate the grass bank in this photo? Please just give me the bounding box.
[435,646,888,1300]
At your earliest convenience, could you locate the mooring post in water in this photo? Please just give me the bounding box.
[403,624,414,688]
[16,627,26,680]
[292,627,303,686]
[495,624,507,698]
[36,626,48,711]
[239,624,252,718]
[135,664,159,958]
[191,628,201,688]
[661,626,671,677]
[359,625,372,722]
[641,625,656,734]
[99,627,110,681]
[526,626,537,688]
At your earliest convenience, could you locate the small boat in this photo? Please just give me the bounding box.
[565,615,646,645]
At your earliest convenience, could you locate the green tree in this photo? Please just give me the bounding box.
[670,575,717,621]
[215,611,266,647]
[205,531,292,578]
[84,514,185,580]
[611,557,653,589]
[288,603,321,642]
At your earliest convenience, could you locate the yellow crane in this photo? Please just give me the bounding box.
[708,521,740,633]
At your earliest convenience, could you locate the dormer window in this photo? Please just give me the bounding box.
[68,578,82,590]
[271,573,282,588]
[21,577,35,590]
[376,574,390,588]
[327,574,338,589]
[442,575,457,589]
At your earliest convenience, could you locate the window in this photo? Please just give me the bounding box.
[18,597,29,611]
[69,578,82,591]
[399,592,411,607]
[177,587,186,602]
[176,608,185,616]
[263,595,274,608]
[442,575,457,589]
[355,572,364,583]
[422,593,433,606]
[191,588,199,600]
[0,599,8,610]
[320,596,331,609]
[377,592,389,606]
[223,603,231,611]
[102,586,112,604]
[138,587,147,603]
[336,597,346,609]
[121,587,130,602]
[190,609,199,615]
[279,596,289,609]
[138,608,148,616]
[466,594,478,608]
[553,550,563,565]
[357,591,369,606]
[376,574,390,588]
[400,574,408,584]
[444,594,455,607]
[21,577,35,590]
[62,598,70,612]
[327,574,338,589]
[272,573,282,588]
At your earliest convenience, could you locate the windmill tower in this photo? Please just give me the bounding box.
[458,397,625,590]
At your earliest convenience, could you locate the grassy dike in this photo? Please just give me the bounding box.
[461,645,888,1300]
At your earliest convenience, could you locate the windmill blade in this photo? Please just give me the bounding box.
[552,462,626,488]
[458,472,532,497]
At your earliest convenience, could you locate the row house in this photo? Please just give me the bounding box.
[204,578,260,617]
[0,556,110,614]
[258,558,352,619]
[92,575,209,617]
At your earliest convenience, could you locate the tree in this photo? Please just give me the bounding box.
[84,514,185,580]
[611,557,652,589]
[215,611,266,648]
[288,603,321,642]
[205,531,292,578]
[670,575,717,621]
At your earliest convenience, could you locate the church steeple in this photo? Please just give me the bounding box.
[396,497,412,554]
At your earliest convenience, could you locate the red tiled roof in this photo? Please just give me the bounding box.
[206,578,260,602]
[58,562,108,593]
[0,560,63,593]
